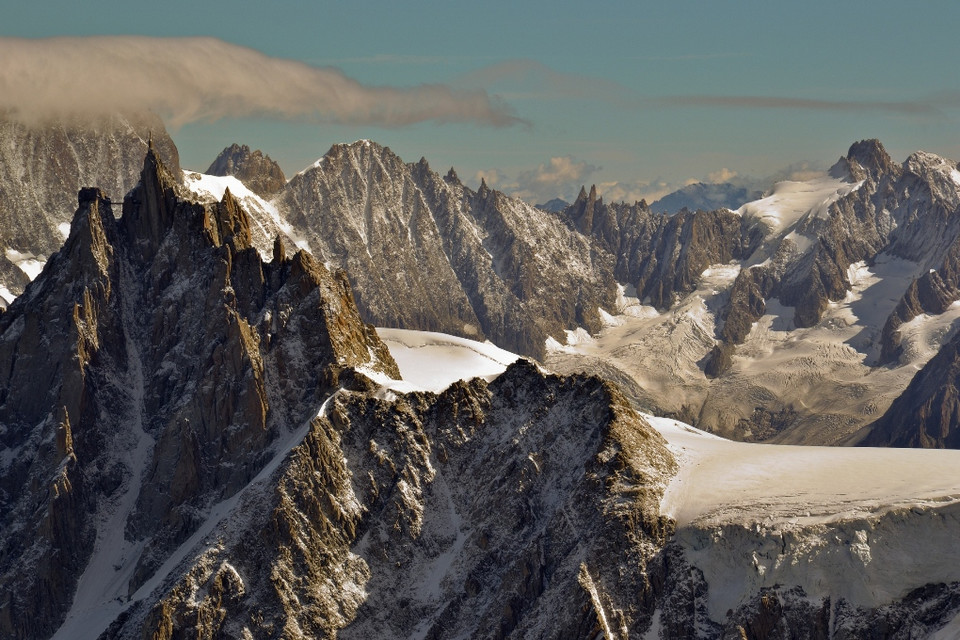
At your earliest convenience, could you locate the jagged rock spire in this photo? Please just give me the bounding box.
[846,139,895,177]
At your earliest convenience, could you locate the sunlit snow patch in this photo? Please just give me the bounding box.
[738,176,863,234]
[647,413,960,620]
[367,328,520,394]
[5,248,45,280]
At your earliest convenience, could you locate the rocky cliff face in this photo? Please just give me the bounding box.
[0,112,180,303]
[274,141,618,359]
[709,140,960,376]
[206,143,287,198]
[563,186,760,309]
[0,146,397,640]
[106,362,677,639]
[862,327,960,448]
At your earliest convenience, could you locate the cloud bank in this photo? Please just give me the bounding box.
[0,36,523,128]
[479,156,599,204]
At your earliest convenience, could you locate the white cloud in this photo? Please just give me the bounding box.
[508,156,599,203]
[473,169,502,187]
[707,167,738,183]
[0,36,523,129]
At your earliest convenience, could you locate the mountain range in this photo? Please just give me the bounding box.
[3,113,960,638]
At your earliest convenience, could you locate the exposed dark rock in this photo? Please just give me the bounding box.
[0,111,180,301]
[863,327,960,447]
[0,147,396,639]
[206,143,287,198]
[703,343,734,379]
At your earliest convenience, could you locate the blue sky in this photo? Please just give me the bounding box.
[4,1,959,203]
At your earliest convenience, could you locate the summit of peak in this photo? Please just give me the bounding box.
[846,139,895,176]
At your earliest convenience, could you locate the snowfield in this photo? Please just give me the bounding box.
[652,414,960,620]
[738,176,863,234]
[370,328,520,393]
[651,415,960,528]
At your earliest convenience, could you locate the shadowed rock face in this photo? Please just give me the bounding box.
[0,112,180,301]
[863,328,960,448]
[0,147,396,640]
[113,362,679,639]
[206,143,287,198]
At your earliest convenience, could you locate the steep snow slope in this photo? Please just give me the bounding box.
[738,175,863,237]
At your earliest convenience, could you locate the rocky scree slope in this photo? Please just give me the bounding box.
[0,145,397,640]
[0,112,180,302]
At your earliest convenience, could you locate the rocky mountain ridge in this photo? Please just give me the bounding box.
[0,145,397,639]
[0,112,180,303]
[2,136,960,638]
[273,141,618,359]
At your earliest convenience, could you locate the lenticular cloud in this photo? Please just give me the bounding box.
[0,36,522,128]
